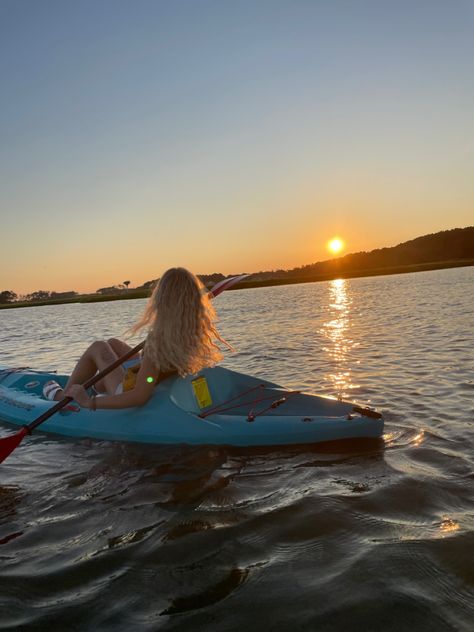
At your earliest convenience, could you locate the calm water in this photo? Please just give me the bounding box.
[0,267,473,631]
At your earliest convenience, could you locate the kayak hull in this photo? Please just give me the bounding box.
[0,366,384,447]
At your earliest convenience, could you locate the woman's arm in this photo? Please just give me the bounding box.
[66,356,159,410]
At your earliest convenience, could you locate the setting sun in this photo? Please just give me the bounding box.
[327,237,345,255]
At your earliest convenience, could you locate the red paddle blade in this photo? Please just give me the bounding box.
[0,426,30,464]
[208,274,249,298]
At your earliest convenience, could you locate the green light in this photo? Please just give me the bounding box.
[147,376,154,384]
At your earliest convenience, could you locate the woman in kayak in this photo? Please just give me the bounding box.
[42,267,230,410]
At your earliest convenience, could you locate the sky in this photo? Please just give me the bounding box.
[0,0,473,295]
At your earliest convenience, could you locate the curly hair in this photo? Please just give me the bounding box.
[130,268,231,376]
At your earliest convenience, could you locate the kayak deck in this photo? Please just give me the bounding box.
[0,366,384,447]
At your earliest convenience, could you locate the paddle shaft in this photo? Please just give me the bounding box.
[26,340,145,433]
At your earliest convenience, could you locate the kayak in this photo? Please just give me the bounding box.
[0,365,383,447]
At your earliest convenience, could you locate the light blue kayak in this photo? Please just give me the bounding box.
[0,365,383,447]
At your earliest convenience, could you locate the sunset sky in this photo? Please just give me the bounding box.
[1,0,473,294]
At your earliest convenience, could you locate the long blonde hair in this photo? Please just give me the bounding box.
[131,267,231,376]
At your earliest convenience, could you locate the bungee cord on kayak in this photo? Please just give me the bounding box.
[197,383,302,421]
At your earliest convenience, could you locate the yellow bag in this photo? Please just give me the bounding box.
[191,376,212,409]
[123,364,140,391]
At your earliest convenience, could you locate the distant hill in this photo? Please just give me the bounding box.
[251,227,474,282]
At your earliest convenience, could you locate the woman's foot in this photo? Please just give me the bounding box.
[43,380,64,401]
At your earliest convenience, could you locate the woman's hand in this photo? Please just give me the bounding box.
[65,384,92,409]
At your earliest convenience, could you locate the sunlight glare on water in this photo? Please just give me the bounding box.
[320,278,360,399]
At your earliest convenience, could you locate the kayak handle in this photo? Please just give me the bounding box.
[353,406,383,419]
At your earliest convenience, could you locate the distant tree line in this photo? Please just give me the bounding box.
[0,290,79,304]
[250,227,474,281]
[2,227,472,304]
[96,280,133,294]
[115,273,227,294]
[0,291,17,304]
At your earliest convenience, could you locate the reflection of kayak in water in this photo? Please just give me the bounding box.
[0,365,383,447]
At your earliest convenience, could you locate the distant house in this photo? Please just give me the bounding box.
[136,279,158,291]
[96,286,121,295]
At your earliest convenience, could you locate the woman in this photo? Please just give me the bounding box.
[43,268,230,410]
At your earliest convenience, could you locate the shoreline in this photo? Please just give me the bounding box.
[1,259,473,310]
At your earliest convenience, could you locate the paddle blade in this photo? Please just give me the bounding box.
[0,426,30,464]
[208,274,249,298]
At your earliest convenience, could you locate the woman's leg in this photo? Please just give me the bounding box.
[46,338,138,401]
[107,338,140,361]
[64,340,124,395]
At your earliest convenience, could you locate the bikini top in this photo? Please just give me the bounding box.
[122,363,177,392]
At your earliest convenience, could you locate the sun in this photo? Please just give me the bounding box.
[327,237,345,255]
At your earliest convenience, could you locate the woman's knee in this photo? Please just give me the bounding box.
[88,340,115,362]
[88,340,108,354]
[108,338,134,357]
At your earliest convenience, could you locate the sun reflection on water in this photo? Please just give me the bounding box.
[412,430,425,447]
[439,517,460,536]
[321,278,360,399]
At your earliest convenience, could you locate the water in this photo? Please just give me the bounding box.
[0,267,473,631]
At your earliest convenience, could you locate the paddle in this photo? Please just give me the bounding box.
[0,274,248,463]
